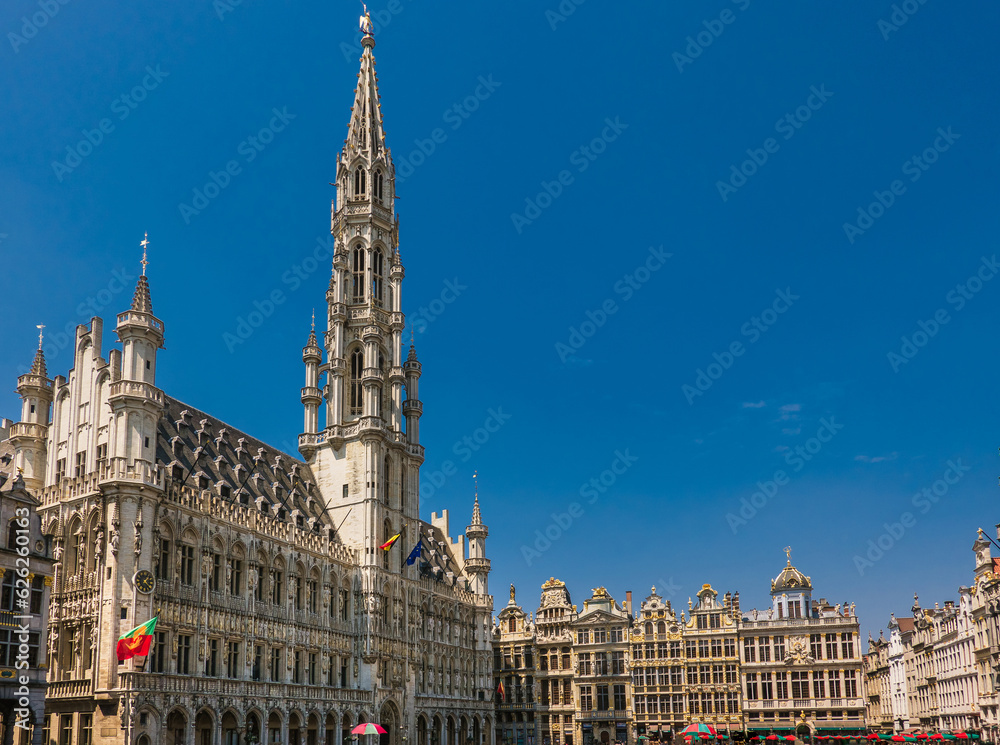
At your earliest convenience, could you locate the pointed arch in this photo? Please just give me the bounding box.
[352,245,366,303]
[372,246,385,307]
[350,347,364,415]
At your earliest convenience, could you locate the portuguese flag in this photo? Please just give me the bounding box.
[117,617,158,662]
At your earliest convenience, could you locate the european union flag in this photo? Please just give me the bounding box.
[405,541,423,565]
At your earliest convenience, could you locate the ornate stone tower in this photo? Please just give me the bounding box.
[466,491,490,597]
[12,329,54,491]
[299,20,423,571]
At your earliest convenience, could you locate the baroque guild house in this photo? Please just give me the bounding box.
[4,16,495,745]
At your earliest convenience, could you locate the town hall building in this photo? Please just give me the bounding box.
[1,14,494,745]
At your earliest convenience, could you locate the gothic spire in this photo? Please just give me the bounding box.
[132,233,153,313]
[306,309,319,349]
[30,324,47,377]
[471,471,482,525]
[346,14,387,160]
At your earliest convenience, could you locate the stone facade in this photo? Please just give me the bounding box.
[571,588,633,745]
[738,557,865,736]
[0,470,56,745]
[494,560,865,745]
[5,16,495,745]
[863,633,891,732]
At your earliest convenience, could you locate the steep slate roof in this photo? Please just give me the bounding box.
[896,617,915,632]
[418,521,467,590]
[157,395,332,530]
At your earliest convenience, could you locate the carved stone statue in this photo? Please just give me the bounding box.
[510,583,516,602]
[109,518,121,557]
[134,515,143,556]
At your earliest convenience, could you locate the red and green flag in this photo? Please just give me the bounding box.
[117,616,158,662]
[497,680,505,702]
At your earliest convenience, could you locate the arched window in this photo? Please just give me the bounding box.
[352,247,366,303]
[382,520,392,569]
[509,618,517,633]
[400,464,407,512]
[383,455,391,504]
[372,248,384,307]
[376,349,385,417]
[375,170,384,201]
[645,622,653,636]
[350,349,364,416]
[354,168,366,197]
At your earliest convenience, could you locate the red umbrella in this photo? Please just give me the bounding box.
[917,737,929,741]
[930,737,944,741]
[785,737,796,742]
[954,736,969,740]
[766,737,780,742]
[868,737,881,741]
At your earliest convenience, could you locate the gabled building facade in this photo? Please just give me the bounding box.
[570,588,633,745]
[739,556,865,737]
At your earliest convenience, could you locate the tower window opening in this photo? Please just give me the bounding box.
[350,349,364,415]
[354,168,366,197]
[372,249,384,307]
[352,247,366,303]
[375,170,384,201]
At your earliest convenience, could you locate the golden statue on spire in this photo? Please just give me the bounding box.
[359,2,372,36]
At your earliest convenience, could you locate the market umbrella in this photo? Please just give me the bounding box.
[766,737,780,742]
[867,736,881,741]
[352,724,388,736]
[955,736,969,740]
[917,736,929,741]
[682,726,719,738]
[785,737,796,742]
[929,736,944,741]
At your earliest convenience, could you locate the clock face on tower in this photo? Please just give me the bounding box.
[134,570,156,594]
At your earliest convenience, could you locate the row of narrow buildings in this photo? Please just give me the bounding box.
[492,557,866,745]
[863,527,1000,740]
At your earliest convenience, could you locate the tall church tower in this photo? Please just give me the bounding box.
[299,21,423,570]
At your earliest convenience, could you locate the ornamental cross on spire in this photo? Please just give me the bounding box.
[140,232,150,276]
[36,324,45,350]
[311,308,316,332]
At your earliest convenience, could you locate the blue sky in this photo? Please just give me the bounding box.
[2,1,999,638]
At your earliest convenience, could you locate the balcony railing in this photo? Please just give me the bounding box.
[118,673,373,705]
[576,710,630,722]
[47,679,93,699]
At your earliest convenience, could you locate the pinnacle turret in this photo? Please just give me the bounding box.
[472,494,482,526]
[131,275,153,313]
[29,327,47,377]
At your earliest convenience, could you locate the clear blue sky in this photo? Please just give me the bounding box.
[3,1,999,638]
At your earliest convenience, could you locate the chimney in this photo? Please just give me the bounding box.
[625,590,633,617]
[732,591,741,615]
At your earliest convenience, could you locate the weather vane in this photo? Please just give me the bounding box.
[140,232,150,276]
